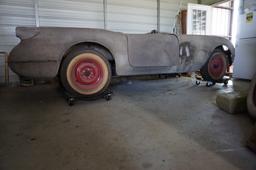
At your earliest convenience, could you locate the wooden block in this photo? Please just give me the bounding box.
[216,91,247,114]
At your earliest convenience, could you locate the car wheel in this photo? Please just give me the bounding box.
[200,49,228,82]
[60,46,112,98]
[247,74,256,118]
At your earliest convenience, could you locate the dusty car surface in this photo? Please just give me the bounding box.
[9,27,235,98]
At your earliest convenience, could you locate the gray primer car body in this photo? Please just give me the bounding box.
[9,27,235,78]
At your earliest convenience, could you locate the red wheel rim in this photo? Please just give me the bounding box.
[208,53,226,80]
[71,59,104,90]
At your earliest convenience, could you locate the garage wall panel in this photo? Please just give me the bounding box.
[0,0,35,52]
[38,0,104,28]
[107,0,157,33]
[0,0,35,83]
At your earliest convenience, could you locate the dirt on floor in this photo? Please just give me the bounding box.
[0,77,255,170]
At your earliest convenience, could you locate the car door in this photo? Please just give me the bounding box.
[127,33,179,67]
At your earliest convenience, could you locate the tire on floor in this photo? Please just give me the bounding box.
[60,45,112,98]
[200,49,228,82]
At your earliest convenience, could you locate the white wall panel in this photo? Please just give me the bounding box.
[107,0,157,33]
[0,1,35,51]
[0,0,35,83]
[38,0,104,28]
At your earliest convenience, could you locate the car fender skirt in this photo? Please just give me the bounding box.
[9,60,59,79]
[247,74,256,118]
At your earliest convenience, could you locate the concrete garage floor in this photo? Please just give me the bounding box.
[0,77,255,170]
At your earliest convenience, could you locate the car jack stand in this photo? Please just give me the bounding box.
[195,75,230,87]
[64,89,113,106]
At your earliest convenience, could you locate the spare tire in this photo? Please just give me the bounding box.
[247,74,256,118]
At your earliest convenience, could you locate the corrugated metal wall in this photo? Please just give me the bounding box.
[107,0,157,33]
[38,0,104,28]
[0,0,197,83]
[0,0,35,52]
[0,0,36,83]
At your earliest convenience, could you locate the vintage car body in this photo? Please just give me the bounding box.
[9,27,235,97]
[9,27,234,77]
